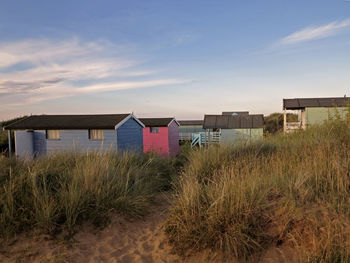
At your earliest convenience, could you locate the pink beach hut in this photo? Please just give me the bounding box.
[139,118,180,156]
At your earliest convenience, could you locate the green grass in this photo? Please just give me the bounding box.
[0,151,178,243]
[165,119,350,262]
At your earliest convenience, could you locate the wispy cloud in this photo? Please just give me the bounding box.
[0,38,187,106]
[279,18,350,45]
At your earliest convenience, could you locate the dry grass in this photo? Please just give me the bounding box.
[2,119,350,262]
[0,151,178,244]
[165,119,350,262]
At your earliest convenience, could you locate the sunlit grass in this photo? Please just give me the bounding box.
[165,119,350,262]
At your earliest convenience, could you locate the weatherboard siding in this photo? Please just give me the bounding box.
[306,107,348,126]
[12,116,145,158]
[168,121,179,155]
[117,118,143,152]
[220,128,263,145]
[15,131,34,158]
[143,127,169,156]
[32,130,118,154]
[178,125,205,134]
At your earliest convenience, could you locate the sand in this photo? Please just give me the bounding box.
[0,194,299,263]
[66,195,181,263]
[0,194,183,263]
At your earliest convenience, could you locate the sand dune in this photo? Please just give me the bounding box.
[0,194,297,263]
[0,195,182,263]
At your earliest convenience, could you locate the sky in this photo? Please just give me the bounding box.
[1,0,350,120]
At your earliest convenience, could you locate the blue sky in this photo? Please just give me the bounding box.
[1,0,350,120]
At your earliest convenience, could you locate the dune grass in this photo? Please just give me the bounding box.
[165,119,350,262]
[2,120,350,262]
[0,151,178,243]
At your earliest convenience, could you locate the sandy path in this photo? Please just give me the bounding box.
[0,194,182,263]
[67,194,181,263]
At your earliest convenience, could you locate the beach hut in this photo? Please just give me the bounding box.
[283,97,350,132]
[202,114,264,145]
[140,118,179,156]
[3,113,145,158]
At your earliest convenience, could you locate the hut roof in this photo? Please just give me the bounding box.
[139,118,178,127]
[203,114,264,129]
[3,114,142,130]
[178,120,203,126]
[283,97,350,110]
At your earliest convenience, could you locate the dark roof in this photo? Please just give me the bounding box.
[203,114,264,129]
[178,120,203,126]
[222,111,249,116]
[4,114,133,130]
[283,97,350,110]
[139,118,176,127]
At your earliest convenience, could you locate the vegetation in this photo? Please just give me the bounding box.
[165,118,350,262]
[2,114,350,262]
[0,151,178,243]
[264,112,298,134]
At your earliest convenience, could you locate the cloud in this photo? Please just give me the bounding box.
[0,38,187,106]
[279,18,350,45]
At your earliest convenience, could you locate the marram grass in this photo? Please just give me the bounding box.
[0,151,177,242]
[165,119,350,262]
[2,120,350,262]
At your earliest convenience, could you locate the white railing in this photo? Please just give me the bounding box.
[191,132,221,147]
[285,122,302,133]
[209,132,221,144]
[286,122,301,128]
[191,133,202,148]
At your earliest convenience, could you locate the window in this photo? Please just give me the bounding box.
[46,130,60,140]
[89,129,104,140]
[150,127,159,133]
